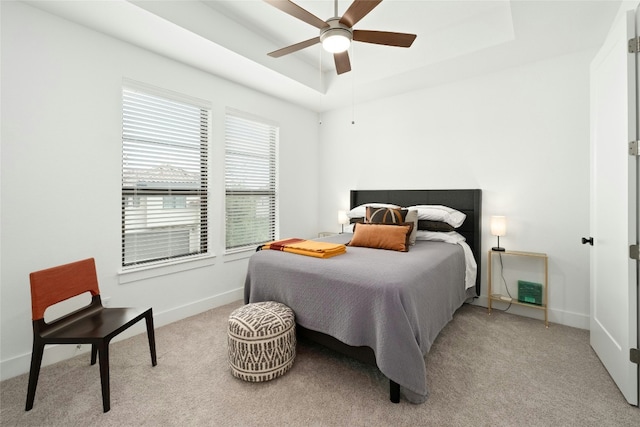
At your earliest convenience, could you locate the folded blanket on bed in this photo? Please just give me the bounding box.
[263,238,347,258]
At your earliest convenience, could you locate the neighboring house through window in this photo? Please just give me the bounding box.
[122,83,209,268]
[225,109,279,252]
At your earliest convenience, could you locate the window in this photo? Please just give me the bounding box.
[225,109,278,252]
[122,85,209,268]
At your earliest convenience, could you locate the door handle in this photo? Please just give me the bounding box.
[581,237,594,246]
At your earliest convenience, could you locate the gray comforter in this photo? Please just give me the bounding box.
[244,233,470,403]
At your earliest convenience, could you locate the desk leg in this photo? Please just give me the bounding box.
[487,251,492,315]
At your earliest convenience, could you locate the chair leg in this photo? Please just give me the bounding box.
[25,341,45,411]
[91,344,98,365]
[97,342,110,413]
[145,311,157,366]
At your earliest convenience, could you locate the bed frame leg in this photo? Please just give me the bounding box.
[389,380,400,403]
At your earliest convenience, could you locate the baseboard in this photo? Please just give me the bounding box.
[471,295,589,330]
[0,287,244,382]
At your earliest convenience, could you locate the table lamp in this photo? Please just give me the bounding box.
[490,215,506,251]
[338,210,349,233]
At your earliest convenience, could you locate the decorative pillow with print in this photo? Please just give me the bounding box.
[365,206,408,224]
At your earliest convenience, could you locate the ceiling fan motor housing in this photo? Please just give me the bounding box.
[320,18,353,53]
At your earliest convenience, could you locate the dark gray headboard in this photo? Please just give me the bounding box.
[350,189,482,296]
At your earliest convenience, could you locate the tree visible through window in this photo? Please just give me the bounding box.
[122,86,209,267]
[225,109,278,252]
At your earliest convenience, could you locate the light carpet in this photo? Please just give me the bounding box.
[1,301,638,426]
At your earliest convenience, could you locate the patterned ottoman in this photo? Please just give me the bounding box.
[227,301,296,382]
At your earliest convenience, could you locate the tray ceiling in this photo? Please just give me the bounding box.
[24,0,621,111]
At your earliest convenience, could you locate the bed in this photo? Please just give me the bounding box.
[244,189,482,403]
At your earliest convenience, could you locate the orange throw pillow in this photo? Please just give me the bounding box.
[348,222,413,252]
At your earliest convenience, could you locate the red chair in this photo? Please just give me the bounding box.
[25,258,157,412]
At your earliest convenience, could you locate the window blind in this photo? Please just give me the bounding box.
[225,110,278,252]
[122,88,209,268]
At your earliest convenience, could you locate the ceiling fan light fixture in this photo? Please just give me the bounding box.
[321,29,351,53]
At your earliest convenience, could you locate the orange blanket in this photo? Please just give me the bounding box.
[262,238,346,259]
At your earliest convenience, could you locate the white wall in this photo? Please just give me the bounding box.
[0,0,605,382]
[317,50,595,329]
[0,2,319,380]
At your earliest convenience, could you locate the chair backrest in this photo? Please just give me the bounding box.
[29,258,100,321]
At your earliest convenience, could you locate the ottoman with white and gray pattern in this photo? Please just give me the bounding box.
[227,301,296,382]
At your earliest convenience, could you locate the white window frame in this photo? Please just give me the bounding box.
[224,108,279,253]
[122,81,211,269]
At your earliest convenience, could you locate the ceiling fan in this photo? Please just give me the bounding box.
[265,0,417,75]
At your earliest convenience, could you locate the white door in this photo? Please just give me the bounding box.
[589,6,638,406]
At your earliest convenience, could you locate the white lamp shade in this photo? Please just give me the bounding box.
[322,33,350,53]
[490,216,506,237]
[338,210,349,225]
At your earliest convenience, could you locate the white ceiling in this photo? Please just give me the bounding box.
[24,0,621,112]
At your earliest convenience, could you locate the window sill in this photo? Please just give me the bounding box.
[223,247,256,263]
[118,254,217,284]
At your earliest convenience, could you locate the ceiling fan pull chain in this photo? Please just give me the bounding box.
[319,47,323,125]
[351,44,356,124]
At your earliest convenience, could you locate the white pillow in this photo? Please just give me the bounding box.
[347,203,401,219]
[415,230,466,244]
[405,205,466,228]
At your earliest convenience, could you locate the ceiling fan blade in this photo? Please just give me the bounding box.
[264,0,329,29]
[334,51,351,75]
[353,30,416,47]
[339,0,383,28]
[268,37,320,58]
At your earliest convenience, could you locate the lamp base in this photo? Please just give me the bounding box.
[492,247,505,252]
